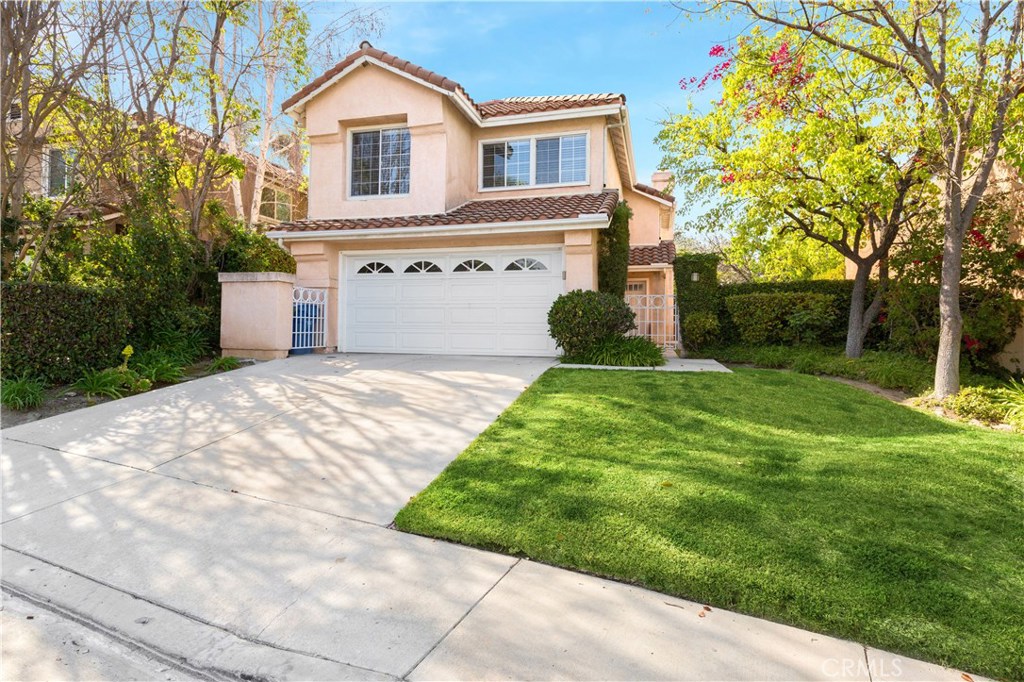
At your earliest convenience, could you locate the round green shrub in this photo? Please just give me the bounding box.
[548,290,636,357]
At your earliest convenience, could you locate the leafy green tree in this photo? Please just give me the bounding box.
[680,1,1024,396]
[660,32,934,358]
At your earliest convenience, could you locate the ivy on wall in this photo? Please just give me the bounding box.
[598,201,632,299]
[674,253,721,318]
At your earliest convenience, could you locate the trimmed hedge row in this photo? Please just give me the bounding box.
[717,280,860,346]
[1,283,131,384]
[724,292,838,345]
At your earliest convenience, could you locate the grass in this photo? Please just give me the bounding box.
[702,344,1002,395]
[395,369,1024,680]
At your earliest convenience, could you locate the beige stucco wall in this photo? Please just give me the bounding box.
[218,272,296,359]
[623,187,672,245]
[304,66,448,219]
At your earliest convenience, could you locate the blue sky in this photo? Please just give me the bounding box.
[306,1,731,184]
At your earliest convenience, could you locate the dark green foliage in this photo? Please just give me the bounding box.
[0,283,130,384]
[885,282,1022,368]
[214,224,296,274]
[548,290,636,357]
[131,349,186,384]
[207,355,241,373]
[682,311,720,351]
[76,217,204,349]
[597,202,632,298]
[717,280,859,345]
[1,374,46,410]
[151,326,210,366]
[674,253,720,318]
[565,335,666,367]
[724,292,837,345]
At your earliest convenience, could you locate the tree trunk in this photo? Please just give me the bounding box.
[845,262,871,358]
[934,221,964,398]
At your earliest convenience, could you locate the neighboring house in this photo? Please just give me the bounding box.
[13,110,306,233]
[267,42,676,356]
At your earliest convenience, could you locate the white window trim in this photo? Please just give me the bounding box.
[478,130,590,192]
[346,123,411,201]
[259,185,293,223]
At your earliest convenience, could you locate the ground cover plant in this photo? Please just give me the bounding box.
[396,369,1023,680]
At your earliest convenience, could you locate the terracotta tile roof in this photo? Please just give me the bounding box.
[283,43,624,121]
[632,182,675,203]
[273,190,619,233]
[477,94,625,118]
[629,240,677,266]
[283,41,472,112]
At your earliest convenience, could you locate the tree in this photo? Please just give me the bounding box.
[660,32,935,358]
[0,0,128,279]
[682,1,1024,396]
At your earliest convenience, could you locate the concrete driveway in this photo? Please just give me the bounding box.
[1,354,978,681]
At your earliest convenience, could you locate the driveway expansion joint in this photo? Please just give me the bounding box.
[400,557,521,680]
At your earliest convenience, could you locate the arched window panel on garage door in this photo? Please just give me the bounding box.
[505,257,547,272]
[405,260,443,273]
[453,259,494,272]
[357,261,394,274]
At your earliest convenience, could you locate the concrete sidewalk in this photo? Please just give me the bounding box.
[1,354,983,681]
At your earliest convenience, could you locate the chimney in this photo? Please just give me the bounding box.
[650,170,672,192]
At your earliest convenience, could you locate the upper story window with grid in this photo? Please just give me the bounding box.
[351,127,410,197]
[480,133,587,190]
[259,186,292,222]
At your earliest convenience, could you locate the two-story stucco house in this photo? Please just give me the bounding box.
[268,42,676,356]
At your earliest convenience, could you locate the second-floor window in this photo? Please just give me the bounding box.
[260,186,292,222]
[351,127,410,197]
[481,132,588,190]
[45,148,75,197]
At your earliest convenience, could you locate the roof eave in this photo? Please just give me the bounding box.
[266,215,612,241]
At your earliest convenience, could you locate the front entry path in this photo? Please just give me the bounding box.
[1,354,978,681]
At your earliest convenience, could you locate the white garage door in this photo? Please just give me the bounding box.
[342,248,564,356]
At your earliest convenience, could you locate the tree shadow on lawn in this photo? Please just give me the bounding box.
[397,368,1024,680]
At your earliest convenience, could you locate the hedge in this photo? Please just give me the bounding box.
[724,292,838,345]
[1,283,131,384]
[718,280,861,346]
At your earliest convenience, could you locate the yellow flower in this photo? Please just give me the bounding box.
[122,345,134,359]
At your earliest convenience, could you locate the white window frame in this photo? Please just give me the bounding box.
[478,130,589,192]
[259,185,293,223]
[346,123,411,201]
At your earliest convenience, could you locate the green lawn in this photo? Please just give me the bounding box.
[395,368,1024,680]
